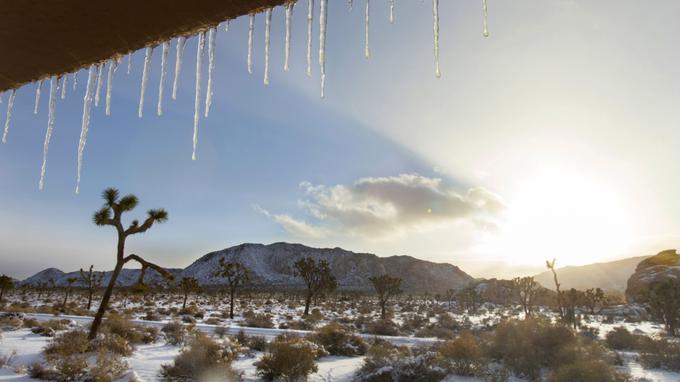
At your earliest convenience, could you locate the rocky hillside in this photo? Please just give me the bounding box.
[182,243,474,293]
[533,256,649,292]
[20,267,183,288]
[625,249,680,303]
[19,243,474,293]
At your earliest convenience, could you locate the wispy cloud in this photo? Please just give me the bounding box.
[257,174,505,239]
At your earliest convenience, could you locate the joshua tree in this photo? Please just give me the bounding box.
[89,187,173,340]
[369,274,402,319]
[0,274,13,302]
[179,277,200,309]
[512,276,539,316]
[62,277,78,308]
[583,288,606,315]
[79,265,104,310]
[214,258,250,319]
[458,284,481,314]
[293,257,337,316]
[546,258,564,319]
[648,279,680,336]
[563,288,584,330]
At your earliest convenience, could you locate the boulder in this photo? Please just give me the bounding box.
[625,249,680,303]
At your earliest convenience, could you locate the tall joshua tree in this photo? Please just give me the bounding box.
[179,277,200,309]
[89,187,173,340]
[80,265,104,310]
[62,277,78,308]
[294,257,337,316]
[546,258,564,319]
[369,274,402,319]
[214,258,250,319]
[512,276,539,317]
[0,274,13,302]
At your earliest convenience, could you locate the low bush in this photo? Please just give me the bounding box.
[255,335,323,381]
[437,332,486,376]
[363,319,400,336]
[160,331,241,381]
[638,338,680,371]
[310,322,367,356]
[548,359,633,382]
[242,311,274,329]
[354,342,446,382]
[605,327,640,350]
[161,321,187,346]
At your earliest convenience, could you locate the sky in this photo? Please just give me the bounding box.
[1,0,680,279]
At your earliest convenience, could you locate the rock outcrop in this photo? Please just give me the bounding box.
[625,249,680,303]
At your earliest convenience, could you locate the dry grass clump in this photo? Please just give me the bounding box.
[638,337,680,371]
[354,342,445,382]
[309,322,367,356]
[162,320,187,346]
[255,335,325,382]
[437,331,486,376]
[160,331,241,381]
[242,311,274,328]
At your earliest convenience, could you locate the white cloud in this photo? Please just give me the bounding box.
[258,174,505,239]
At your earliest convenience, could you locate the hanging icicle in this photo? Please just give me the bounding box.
[364,0,370,59]
[307,0,314,77]
[94,63,104,107]
[2,89,17,144]
[60,75,68,99]
[348,0,353,11]
[172,36,187,101]
[34,80,43,115]
[389,0,395,24]
[225,20,230,32]
[138,46,153,118]
[247,14,255,74]
[127,52,133,75]
[192,31,206,161]
[284,3,294,72]
[72,72,78,91]
[433,0,441,78]
[264,8,272,85]
[482,0,489,37]
[158,41,170,116]
[319,0,328,98]
[39,77,58,191]
[205,28,217,117]
[75,65,96,194]
[106,58,119,116]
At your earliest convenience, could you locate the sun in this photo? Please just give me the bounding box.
[485,167,635,267]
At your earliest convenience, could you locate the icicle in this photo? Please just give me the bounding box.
[348,0,353,11]
[247,14,255,74]
[94,63,103,107]
[106,58,119,116]
[482,0,489,38]
[158,41,170,116]
[225,20,230,32]
[307,0,314,77]
[433,0,441,78]
[127,52,133,75]
[75,66,96,194]
[192,31,206,161]
[364,0,370,59]
[138,46,153,118]
[39,77,58,191]
[264,8,272,85]
[60,76,68,99]
[1,89,16,144]
[72,72,78,91]
[389,0,395,23]
[34,80,43,115]
[0,94,3,103]
[172,36,187,100]
[204,28,217,118]
[284,3,294,72]
[319,0,328,98]
[205,28,216,117]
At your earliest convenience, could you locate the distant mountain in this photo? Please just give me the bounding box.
[533,256,650,292]
[19,243,474,293]
[626,249,680,303]
[182,243,474,293]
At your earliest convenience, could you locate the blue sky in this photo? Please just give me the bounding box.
[2,0,680,279]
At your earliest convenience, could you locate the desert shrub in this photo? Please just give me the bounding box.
[160,331,241,381]
[204,317,222,325]
[364,319,400,336]
[143,310,161,321]
[23,317,40,328]
[31,319,71,337]
[354,342,446,382]
[100,314,153,344]
[310,322,367,356]
[162,321,187,346]
[605,327,640,350]
[487,318,576,379]
[0,316,24,331]
[44,330,90,359]
[91,333,133,356]
[638,338,680,371]
[242,311,274,328]
[88,349,130,382]
[282,319,314,331]
[234,330,267,352]
[0,350,16,368]
[548,359,632,382]
[437,332,486,376]
[255,335,322,381]
[53,355,89,382]
[415,326,456,340]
